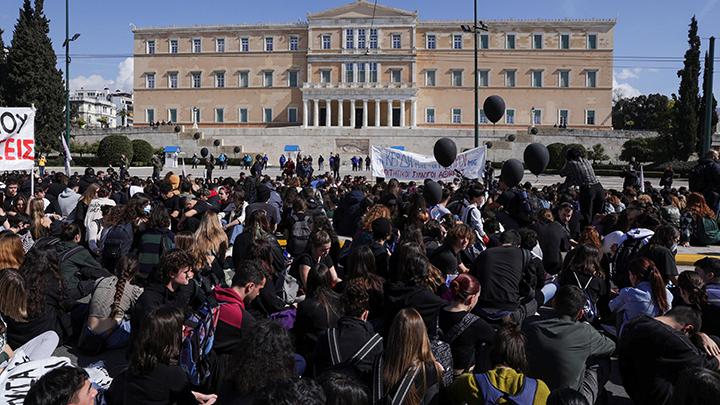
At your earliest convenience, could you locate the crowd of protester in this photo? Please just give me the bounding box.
[1,146,720,404]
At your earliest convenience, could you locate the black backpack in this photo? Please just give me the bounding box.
[326,329,382,378]
[288,214,313,256]
[101,223,134,264]
[688,162,708,193]
[611,232,650,288]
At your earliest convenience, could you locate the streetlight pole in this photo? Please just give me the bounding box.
[461,7,488,149]
[64,0,79,175]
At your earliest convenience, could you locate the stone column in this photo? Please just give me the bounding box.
[303,99,309,128]
[350,99,356,128]
[399,100,406,128]
[338,99,344,127]
[375,99,381,127]
[362,99,368,128]
[411,98,417,128]
[313,99,319,127]
[387,100,393,127]
[325,99,332,127]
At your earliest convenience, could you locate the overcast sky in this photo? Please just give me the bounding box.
[1,0,719,98]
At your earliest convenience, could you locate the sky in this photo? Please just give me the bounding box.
[1,0,719,98]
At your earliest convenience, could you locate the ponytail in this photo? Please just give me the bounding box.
[648,267,669,314]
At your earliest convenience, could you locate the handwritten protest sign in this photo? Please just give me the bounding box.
[371,145,486,180]
[0,108,35,171]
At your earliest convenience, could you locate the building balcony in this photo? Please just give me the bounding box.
[303,81,416,90]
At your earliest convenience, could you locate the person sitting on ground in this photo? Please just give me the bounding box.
[368,217,393,279]
[681,192,720,246]
[131,249,195,334]
[557,244,606,323]
[638,224,680,285]
[471,230,537,324]
[689,257,720,336]
[440,274,495,376]
[449,320,550,405]
[292,230,339,287]
[430,223,474,276]
[609,257,672,334]
[55,223,112,303]
[374,308,442,405]
[619,306,720,405]
[24,366,98,405]
[318,372,368,405]
[671,367,720,405]
[546,388,589,405]
[218,320,299,404]
[105,307,216,405]
[314,279,383,385]
[523,285,615,405]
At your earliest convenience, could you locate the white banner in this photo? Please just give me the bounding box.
[371,145,486,181]
[0,108,35,171]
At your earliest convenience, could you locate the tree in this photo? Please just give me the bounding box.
[612,94,674,135]
[619,135,673,163]
[698,50,719,153]
[588,144,609,163]
[97,135,133,164]
[6,0,66,152]
[0,29,7,106]
[673,16,701,160]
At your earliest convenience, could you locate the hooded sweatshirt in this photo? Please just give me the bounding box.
[85,197,117,252]
[609,281,673,333]
[213,287,254,355]
[57,188,81,217]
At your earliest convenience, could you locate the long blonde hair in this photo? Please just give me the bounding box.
[383,308,441,405]
[29,198,48,240]
[193,212,228,264]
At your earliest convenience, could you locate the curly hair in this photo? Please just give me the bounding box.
[226,320,296,395]
[22,238,65,318]
[361,204,391,231]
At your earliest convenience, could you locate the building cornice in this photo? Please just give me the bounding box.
[133,23,308,35]
[419,19,616,30]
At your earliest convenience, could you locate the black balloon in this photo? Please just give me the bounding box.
[423,180,443,205]
[213,139,221,147]
[524,143,550,176]
[500,159,524,188]
[483,95,506,124]
[530,127,539,135]
[174,125,181,133]
[233,146,241,154]
[485,141,493,149]
[433,137,457,167]
[200,147,209,158]
[193,132,201,140]
[507,134,516,142]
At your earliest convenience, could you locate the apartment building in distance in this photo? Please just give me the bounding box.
[132,0,615,131]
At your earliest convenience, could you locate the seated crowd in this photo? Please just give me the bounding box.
[1,147,720,404]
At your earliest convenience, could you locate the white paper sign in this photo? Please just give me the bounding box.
[0,108,35,171]
[371,145,486,180]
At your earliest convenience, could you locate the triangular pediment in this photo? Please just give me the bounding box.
[308,1,416,20]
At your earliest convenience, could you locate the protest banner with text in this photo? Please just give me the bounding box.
[0,108,35,171]
[371,145,486,180]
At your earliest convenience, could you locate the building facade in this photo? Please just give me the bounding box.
[70,88,118,128]
[132,0,614,130]
[109,91,134,127]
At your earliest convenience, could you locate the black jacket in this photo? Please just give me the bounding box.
[384,282,445,337]
[314,316,384,385]
[131,282,191,333]
[7,276,69,348]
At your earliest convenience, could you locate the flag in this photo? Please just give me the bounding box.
[640,165,645,193]
[61,135,72,175]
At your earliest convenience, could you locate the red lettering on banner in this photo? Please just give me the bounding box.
[22,139,33,159]
[4,138,15,160]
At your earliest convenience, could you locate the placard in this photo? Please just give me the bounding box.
[0,108,35,171]
[371,145,486,180]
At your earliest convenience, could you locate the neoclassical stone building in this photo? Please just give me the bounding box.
[132,0,615,130]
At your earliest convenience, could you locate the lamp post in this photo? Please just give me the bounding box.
[461,2,488,148]
[63,0,80,174]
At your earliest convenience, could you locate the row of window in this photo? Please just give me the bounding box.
[435,108,597,126]
[439,69,598,88]
[144,32,599,54]
[145,106,597,126]
[145,70,301,89]
[144,67,599,89]
[146,107,296,124]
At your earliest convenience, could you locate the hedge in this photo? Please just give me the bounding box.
[131,139,154,165]
[97,135,133,166]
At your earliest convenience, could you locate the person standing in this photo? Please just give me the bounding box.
[365,155,371,171]
[119,153,129,179]
[559,146,604,227]
[263,154,269,169]
[205,156,215,181]
[38,154,46,177]
[659,165,674,190]
[191,153,199,169]
[279,154,287,169]
[318,155,325,171]
[150,154,163,182]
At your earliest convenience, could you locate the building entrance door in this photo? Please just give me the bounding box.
[392,108,401,127]
[355,108,363,129]
[319,108,327,126]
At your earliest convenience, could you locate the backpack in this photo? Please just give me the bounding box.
[327,329,382,377]
[100,223,134,262]
[611,229,653,288]
[288,214,313,256]
[573,271,598,323]
[275,267,300,305]
[689,163,708,193]
[696,216,720,246]
[443,312,481,372]
[371,361,440,405]
[180,300,223,386]
[475,372,539,405]
[430,318,454,387]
